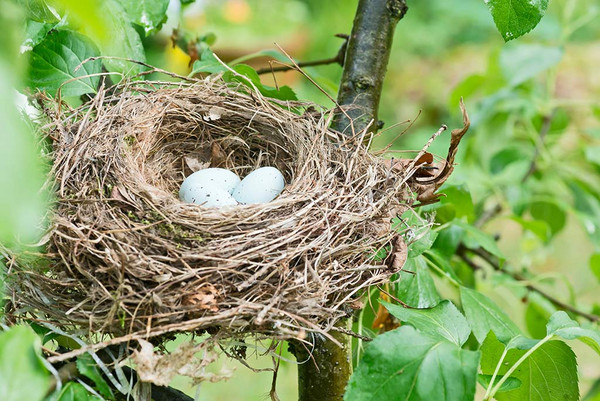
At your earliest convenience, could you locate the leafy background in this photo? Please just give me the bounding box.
[2,0,600,400]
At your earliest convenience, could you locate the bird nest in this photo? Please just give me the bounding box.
[3,77,468,350]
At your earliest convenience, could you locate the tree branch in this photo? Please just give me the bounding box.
[256,34,348,75]
[521,109,556,183]
[292,327,352,401]
[294,2,408,399]
[293,2,408,399]
[331,0,408,135]
[457,244,600,322]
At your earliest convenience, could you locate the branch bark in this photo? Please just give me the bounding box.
[294,2,408,400]
[292,328,352,401]
[332,0,408,135]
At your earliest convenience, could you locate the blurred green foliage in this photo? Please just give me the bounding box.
[2,0,600,399]
[0,0,47,247]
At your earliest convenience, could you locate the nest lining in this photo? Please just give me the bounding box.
[4,78,413,342]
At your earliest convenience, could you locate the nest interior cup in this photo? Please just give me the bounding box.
[4,79,410,341]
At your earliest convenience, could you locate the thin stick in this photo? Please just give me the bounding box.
[522,109,556,183]
[458,245,600,322]
[256,34,348,75]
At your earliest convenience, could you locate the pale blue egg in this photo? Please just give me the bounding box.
[179,168,240,203]
[232,167,285,205]
[185,186,238,208]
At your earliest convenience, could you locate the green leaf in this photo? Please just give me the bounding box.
[426,184,475,224]
[27,30,101,97]
[1,4,45,246]
[524,295,555,339]
[546,311,600,356]
[401,212,438,257]
[585,145,600,167]
[449,74,486,109]
[29,322,61,344]
[452,219,504,259]
[480,331,579,401]
[91,0,146,75]
[21,0,61,23]
[440,185,475,223]
[120,0,169,35]
[510,216,551,242]
[591,254,600,283]
[504,334,542,351]
[0,326,49,401]
[345,326,480,401]
[583,378,600,401]
[22,19,61,51]
[49,0,109,54]
[424,249,461,283]
[460,286,520,343]
[1,70,47,246]
[485,0,549,41]
[452,259,476,288]
[76,354,113,398]
[383,300,471,346]
[432,224,465,257]
[568,180,600,244]
[529,200,566,237]
[226,64,298,101]
[190,47,229,75]
[54,382,100,401]
[396,256,441,308]
[490,148,530,175]
[499,44,563,86]
[478,374,522,392]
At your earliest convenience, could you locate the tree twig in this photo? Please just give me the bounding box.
[476,109,557,229]
[330,325,373,342]
[457,244,600,322]
[256,34,348,75]
[521,109,556,183]
[46,361,79,394]
[475,203,502,228]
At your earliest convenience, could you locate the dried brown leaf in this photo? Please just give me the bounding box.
[183,285,220,312]
[413,98,470,205]
[210,141,228,168]
[389,235,407,272]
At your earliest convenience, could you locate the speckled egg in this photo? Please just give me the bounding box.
[232,167,285,205]
[179,168,240,203]
[185,186,238,208]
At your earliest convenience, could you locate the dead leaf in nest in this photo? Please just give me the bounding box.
[409,99,470,206]
[383,152,437,178]
[184,155,210,173]
[110,185,136,208]
[203,106,225,121]
[183,285,220,312]
[348,299,364,310]
[388,235,407,272]
[133,339,232,386]
[210,141,228,168]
